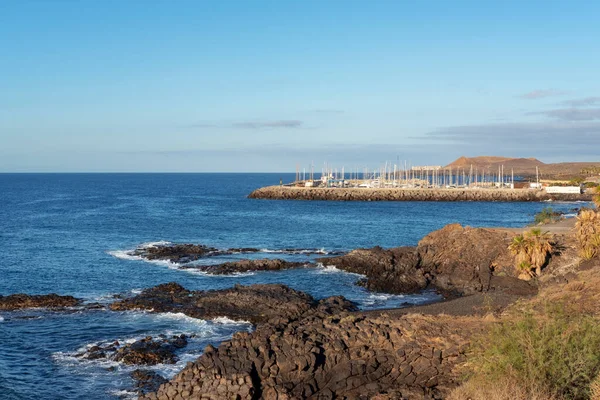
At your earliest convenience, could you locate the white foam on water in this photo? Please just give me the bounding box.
[52,351,121,369]
[108,249,180,268]
[107,249,143,262]
[51,311,258,396]
[140,240,172,248]
[109,389,137,400]
[259,247,329,254]
[108,241,174,263]
[362,292,405,307]
[154,312,210,326]
[313,263,365,277]
[213,316,252,326]
[182,269,256,278]
[0,316,4,322]
[314,264,341,274]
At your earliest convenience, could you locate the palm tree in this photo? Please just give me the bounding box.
[509,234,533,277]
[509,229,554,277]
[524,228,553,276]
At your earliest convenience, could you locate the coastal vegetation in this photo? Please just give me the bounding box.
[533,207,562,225]
[508,228,554,277]
[576,208,600,260]
[454,197,600,400]
[451,303,600,400]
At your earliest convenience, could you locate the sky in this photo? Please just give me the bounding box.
[1,0,600,172]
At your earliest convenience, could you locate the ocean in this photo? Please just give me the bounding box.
[0,173,582,399]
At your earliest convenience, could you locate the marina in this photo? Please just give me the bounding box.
[255,161,592,202]
[294,162,524,189]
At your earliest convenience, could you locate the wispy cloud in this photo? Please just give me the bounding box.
[232,120,303,129]
[529,108,600,121]
[518,89,566,99]
[122,143,450,164]
[312,109,345,114]
[183,120,304,130]
[561,97,600,107]
[183,122,217,128]
[423,121,600,155]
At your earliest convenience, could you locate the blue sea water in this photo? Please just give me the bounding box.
[0,173,583,399]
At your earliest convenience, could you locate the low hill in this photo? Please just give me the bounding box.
[448,156,515,168]
[447,156,544,171]
[446,156,600,179]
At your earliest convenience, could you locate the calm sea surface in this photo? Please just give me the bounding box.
[0,173,582,399]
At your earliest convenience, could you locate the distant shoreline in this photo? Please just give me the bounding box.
[249,185,592,202]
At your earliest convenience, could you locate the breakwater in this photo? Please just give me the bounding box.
[249,186,592,202]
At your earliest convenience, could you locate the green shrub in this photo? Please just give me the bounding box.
[533,207,562,225]
[571,177,585,185]
[468,303,600,399]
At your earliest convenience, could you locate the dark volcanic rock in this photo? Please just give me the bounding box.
[131,370,169,395]
[132,244,219,263]
[319,247,429,294]
[129,242,339,264]
[180,258,309,274]
[319,224,534,297]
[77,335,188,366]
[114,335,187,365]
[0,293,81,310]
[109,282,356,324]
[129,223,543,400]
[417,224,524,295]
[140,312,478,400]
[219,247,261,254]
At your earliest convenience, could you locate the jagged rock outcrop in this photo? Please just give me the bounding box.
[131,370,169,395]
[114,335,187,365]
[76,335,189,365]
[109,282,356,324]
[318,247,428,294]
[141,313,479,400]
[0,293,81,310]
[416,224,532,295]
[132,244,219,263]
[127,242,339,266]
[180,259,309,275]
[318,225,535,297]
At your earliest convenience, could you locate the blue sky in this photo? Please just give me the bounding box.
[1,0,599,172]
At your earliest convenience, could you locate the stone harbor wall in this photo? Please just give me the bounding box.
[248,186,591,202]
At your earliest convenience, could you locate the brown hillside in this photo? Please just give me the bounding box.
[447,156,515,168]
[444,156,600,178]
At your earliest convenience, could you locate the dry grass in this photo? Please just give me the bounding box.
[523,267,600,317]
[455,300,600,400]
[575,209,600,260]
[448,376,561,400]
[590,375,600,400]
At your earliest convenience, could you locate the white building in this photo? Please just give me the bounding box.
[544,186,582,194]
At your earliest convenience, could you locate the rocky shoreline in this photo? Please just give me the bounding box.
[2,219,587,399]
[249,186,592,202]
[0,293,81,310]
